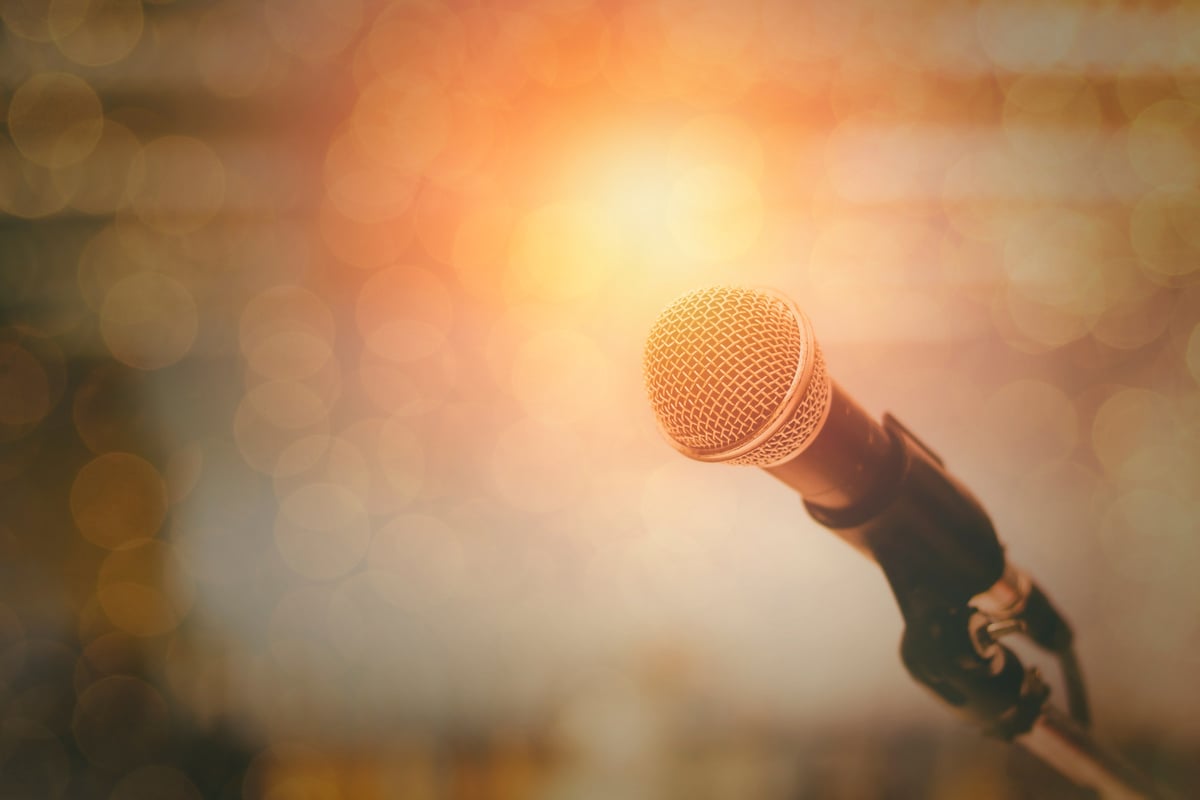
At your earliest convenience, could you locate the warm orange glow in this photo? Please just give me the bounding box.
[6,2,1200,796]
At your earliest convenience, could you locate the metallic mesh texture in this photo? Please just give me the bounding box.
[643,287,831,465]
[724,345,830,465]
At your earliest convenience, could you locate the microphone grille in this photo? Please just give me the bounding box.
[643,286,831,466]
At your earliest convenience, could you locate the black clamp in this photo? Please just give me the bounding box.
[898,598,1050,741]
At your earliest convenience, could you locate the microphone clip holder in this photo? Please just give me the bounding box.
[893,589,1162,798]
[897,593,1051,741]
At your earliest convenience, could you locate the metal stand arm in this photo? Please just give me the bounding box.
[1020,705,1166,800]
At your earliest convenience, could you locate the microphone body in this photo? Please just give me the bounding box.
[643,286,1067,643]
[782,388,1005,610]
[764,381,891,510]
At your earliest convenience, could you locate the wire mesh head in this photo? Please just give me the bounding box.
[643,286,831,466]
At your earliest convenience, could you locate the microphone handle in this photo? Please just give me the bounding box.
[776,399,1008,609]
[769,395,1074,649]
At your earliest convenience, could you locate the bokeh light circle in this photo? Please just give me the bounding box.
[0,343,52,427]
[1130,187,1200,283]
[127,136,226,234]
[0,719,70,799]
[6,71,103,168]
[264,0,363,61]
[324,125,420,223]
[271,434,369,506]
[352,78,451,174]
[668,165,762,261]
[356,265,453,363]
[505,6,610,89]
[362,1,467,89]
[70,453,168,550]
[640,459,739,539]
[72,675,169,771]
[2,2,54,42]
[509,328,611,425]
[367,513,467,611]
[1098,488,1198,584]
[97,539,194,637]
[233,380,332,474]
[506,203,622,302]
[1002,76,1101,167]
[338,417,425,516]
[975,0,1080,71]
[76,225,152,311]
[72,630,144,694]
[267,587,347,685]
[318,195,413,269]
[449,203,515,298]
[976,379,1078,476]
[48,0,145,67]
[0,129,75,219]
[490,418,584,514]
[1128,99,1200,189]
[1187,323,1200,384]
[274,483,371,580]
[72,362,155,455]
[196,6,283,99]
[100,273,199,371]
[54,119,141,215]
[240,285,336,381]
[1092,387,1178,486]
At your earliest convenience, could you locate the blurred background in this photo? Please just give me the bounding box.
[2,0,1200,797]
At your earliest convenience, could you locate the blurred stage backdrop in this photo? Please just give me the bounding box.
[2,0,1200,797]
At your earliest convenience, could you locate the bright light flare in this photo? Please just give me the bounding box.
[590,138,678,236]
[562,117,765,270]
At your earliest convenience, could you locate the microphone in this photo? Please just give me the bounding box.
[642,286,1071,651]
[642,285,1179,798]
